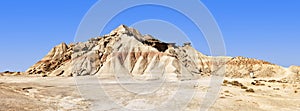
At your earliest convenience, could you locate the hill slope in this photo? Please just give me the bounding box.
[25,25,296,81]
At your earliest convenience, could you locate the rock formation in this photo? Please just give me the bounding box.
[27,43,73,76]
[25,25,298,81]
[225,56,286,78]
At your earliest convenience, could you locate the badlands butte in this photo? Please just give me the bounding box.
[1,25,300,111]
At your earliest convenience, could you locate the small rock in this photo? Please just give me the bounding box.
[223,80,228,84]
[246,88,255,93]
[220,96,226,99]
[241,86,248,89]
[268,80,276,83]
[22,87,33,91]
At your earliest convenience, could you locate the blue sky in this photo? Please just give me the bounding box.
[0,0,299,72]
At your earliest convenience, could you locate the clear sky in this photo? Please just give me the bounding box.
[0,0,299,72]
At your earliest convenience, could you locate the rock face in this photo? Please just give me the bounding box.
[225,56,286,78]
[26,25,298,81]
[289,65,300,74]
[26,43,73,76]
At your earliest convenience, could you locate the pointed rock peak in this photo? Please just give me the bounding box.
[109,24,142,37]
[58,42,67,47]
[109,24,130,36]
[183,42,192,47]
[118,24,128,29]
[56,42,68,50]
[115,24,129,32]
[45,42,69,58]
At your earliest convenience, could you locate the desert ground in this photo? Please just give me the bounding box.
[0,76,89,111]
[0,75,299,111]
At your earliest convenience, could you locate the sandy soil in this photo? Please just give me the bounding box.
[0,76,89,111]
[0,76,299,111]
[212,78,300,111]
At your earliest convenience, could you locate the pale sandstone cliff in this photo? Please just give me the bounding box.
[25,25,297,81]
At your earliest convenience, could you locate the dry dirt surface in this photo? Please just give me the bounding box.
[212,78,300,111]
[0,76,89,111]
[0,76,300,111]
